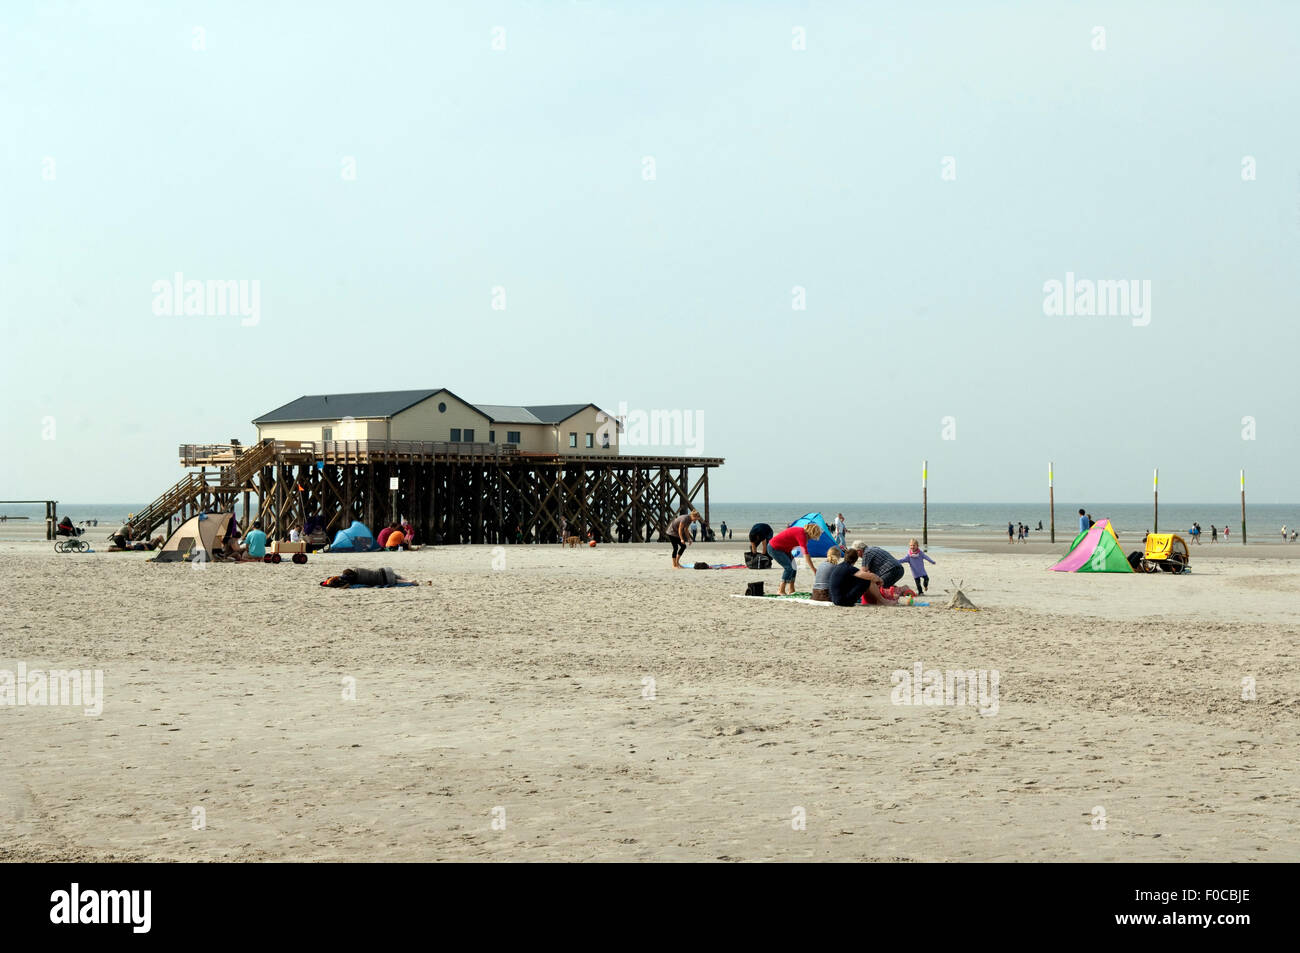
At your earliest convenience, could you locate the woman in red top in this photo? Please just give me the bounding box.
[767,523,823,596]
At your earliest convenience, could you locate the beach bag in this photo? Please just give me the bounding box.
[693,561,710,570]
[743,551,772,569]
[744,581,764,597]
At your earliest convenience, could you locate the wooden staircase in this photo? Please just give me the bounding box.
[128,440,278,538]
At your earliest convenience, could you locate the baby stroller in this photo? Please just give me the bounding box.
[54,519,89,552]
[1138,533,1190,573]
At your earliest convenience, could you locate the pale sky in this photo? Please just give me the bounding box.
[3,1,1297,503]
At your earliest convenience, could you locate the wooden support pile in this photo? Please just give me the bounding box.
[141,442,724,544]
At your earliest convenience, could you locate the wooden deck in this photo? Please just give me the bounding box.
[180,441,722,468]
[130,440,724,544]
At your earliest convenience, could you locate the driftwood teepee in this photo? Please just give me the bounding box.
[944,579,979,610]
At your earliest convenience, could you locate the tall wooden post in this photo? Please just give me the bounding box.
[365,465,374,530]
[436,462,443,542]
[921,459,928,547]
[1048,461,1055,543]
[475,463,484,543]
[1153,467,1159,534]
[1240,469,1247,545]
[703,467,710,538]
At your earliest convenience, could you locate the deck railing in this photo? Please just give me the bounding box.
[181,439,521,466]
[179,441,720,467]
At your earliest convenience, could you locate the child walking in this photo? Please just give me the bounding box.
[897,538,935,593]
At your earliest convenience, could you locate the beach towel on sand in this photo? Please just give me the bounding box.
[730,593,831,606]
[729,594,928,607]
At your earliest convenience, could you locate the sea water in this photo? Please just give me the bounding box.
[4,501,1299,542]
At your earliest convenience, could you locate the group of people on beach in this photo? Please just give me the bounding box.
[746,521,934,605]
[669,518,932,607]
[1008,521,1041,543]
[376,521,419,551]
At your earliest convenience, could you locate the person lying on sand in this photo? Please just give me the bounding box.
[321,567,411,588]
[107,535,164,552]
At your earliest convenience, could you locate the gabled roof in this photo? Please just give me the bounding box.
[472,404,545,425]
[473,403,614,426]
[253,390,608,428]
[253,389,473,424]
[525,404,595,424]
[534,403,622,430]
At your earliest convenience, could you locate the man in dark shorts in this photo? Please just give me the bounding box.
[748,523,774,554]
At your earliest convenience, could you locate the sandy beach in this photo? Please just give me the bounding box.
[2,530,1296,862]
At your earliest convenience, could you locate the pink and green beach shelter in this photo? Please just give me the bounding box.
[1049,518,1133,573]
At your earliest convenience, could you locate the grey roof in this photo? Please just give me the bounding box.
[473,403,602,425]
[525,404,597,424]
[254,389,452,424]
[472,404,545,425]
[253,390,601,427]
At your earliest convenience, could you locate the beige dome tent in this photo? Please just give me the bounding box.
[153,512,233,562]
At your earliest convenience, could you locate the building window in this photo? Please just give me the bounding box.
[568,432,577,448]
[600,432,610,449]
[438,402,447,413]
[322,427,333,442]
[464,429,474,442]
[450,428,461,442]
[507,430,521,444]
[585,433,594,448]
[489,430,495,443]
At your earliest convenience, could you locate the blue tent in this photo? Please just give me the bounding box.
[328,520,377,553]
[790,512,838,557]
